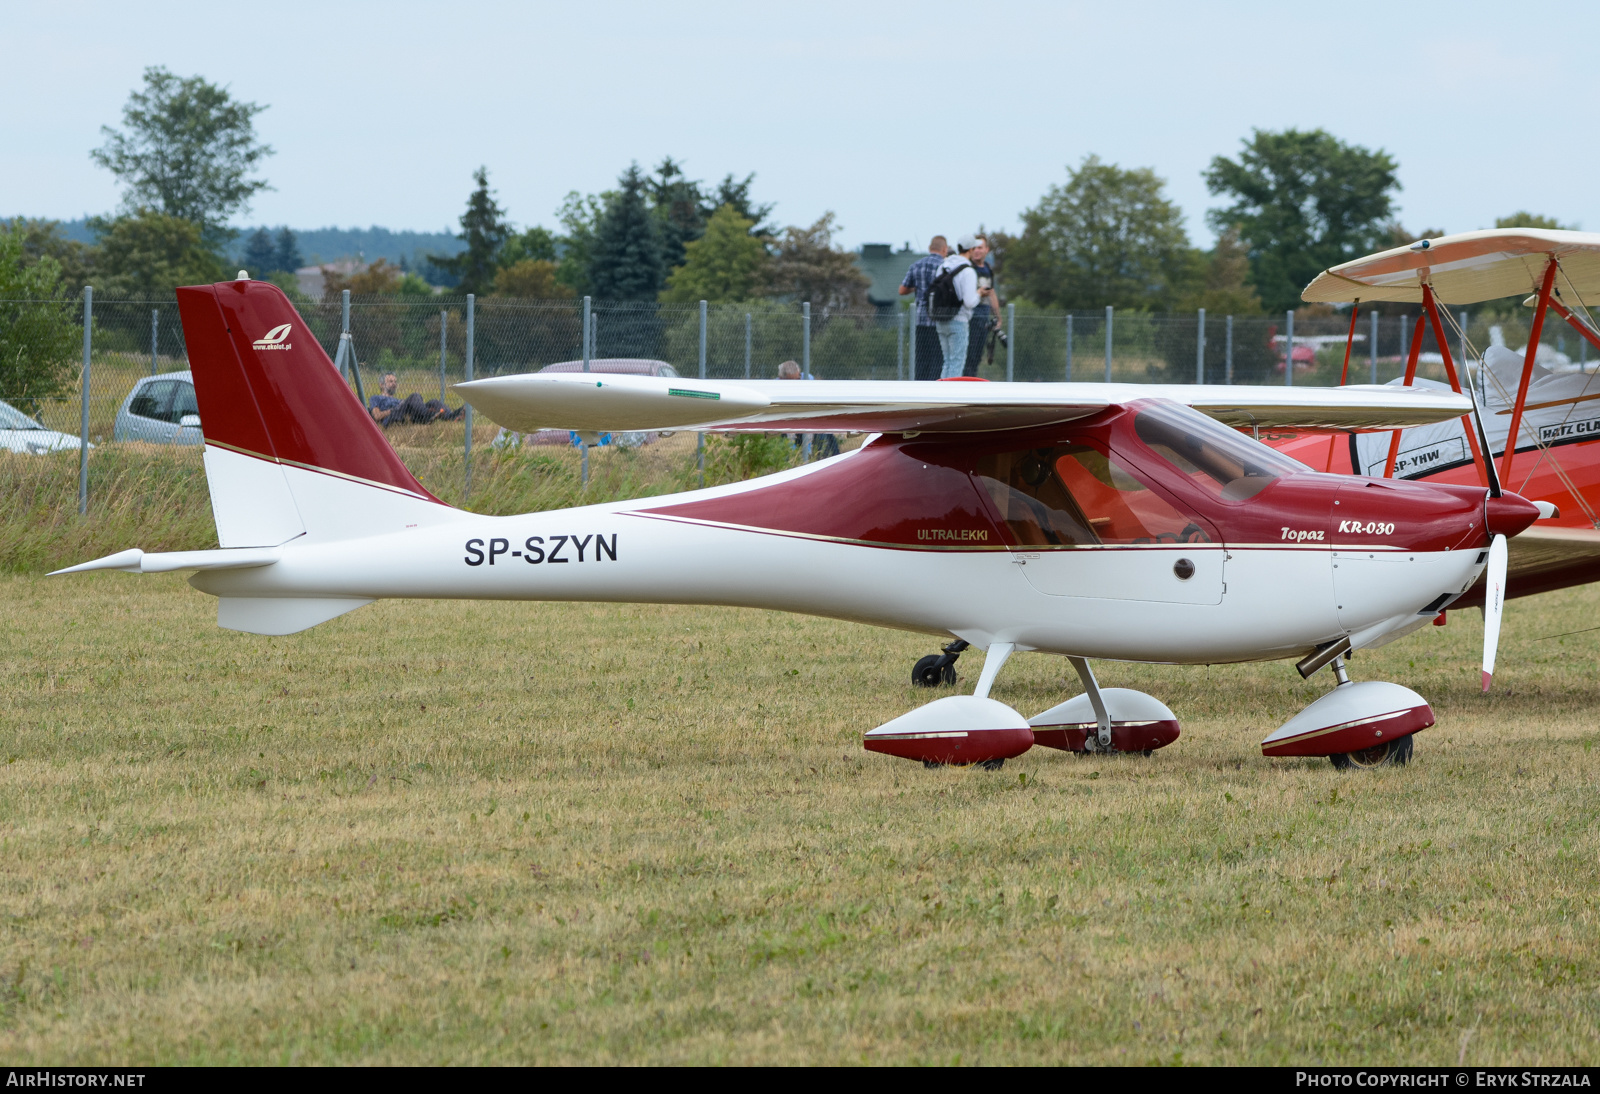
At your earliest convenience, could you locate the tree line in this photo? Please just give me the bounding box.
[0,65,1579,409]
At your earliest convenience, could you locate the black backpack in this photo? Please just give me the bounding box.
[926,261,967,321]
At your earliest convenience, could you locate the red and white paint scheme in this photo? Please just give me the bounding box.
[58,279,1540,770]
[1266,229,1600,688]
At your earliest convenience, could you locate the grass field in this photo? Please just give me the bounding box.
[4,568,1599,1064]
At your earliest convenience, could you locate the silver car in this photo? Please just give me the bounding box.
[114,370,203,445]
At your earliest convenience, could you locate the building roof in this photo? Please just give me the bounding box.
[855,243,921,306]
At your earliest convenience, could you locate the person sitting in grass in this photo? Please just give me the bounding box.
[368,372,462,426]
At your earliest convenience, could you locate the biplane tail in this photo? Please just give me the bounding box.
[172,276,457,548]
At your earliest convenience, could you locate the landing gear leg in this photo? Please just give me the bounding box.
[972,643,1015,700]
[1067,656,1111,749]
[1330,653,1351,688]
[912,639,969,688]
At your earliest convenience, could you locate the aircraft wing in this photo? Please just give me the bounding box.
[1302,228,1600,305]
[455,373,1472,436]
[1507,525,1600,584]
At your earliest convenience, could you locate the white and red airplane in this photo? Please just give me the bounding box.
[57,278,1540,770]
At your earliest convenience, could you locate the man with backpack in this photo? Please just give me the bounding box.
[898,236,949,381]
[927,235,983,378]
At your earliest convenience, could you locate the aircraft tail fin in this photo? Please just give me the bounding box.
[175,278,453,546]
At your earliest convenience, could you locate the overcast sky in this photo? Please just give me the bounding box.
[7,0,1598,251]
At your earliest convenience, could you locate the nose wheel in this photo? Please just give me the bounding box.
[912,639,968,688]
[1330,733,1413,769]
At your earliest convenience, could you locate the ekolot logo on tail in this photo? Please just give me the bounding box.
[253,323,293,350]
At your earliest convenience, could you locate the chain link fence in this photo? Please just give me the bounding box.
[4,290,1588,536]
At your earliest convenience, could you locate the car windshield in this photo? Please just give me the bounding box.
[1133,401,1304,501]
[0,401,43,430]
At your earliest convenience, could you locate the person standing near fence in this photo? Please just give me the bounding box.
[898,236,949,381]
[960,234,1001,377]
[777,359,839,457]
[929,240,980,378]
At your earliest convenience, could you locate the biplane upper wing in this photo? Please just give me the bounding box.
[1302,228,1600,305]
[455,373,1472,436]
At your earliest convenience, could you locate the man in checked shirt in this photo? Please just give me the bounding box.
[898,235,949,381]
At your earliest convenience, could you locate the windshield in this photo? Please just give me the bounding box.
[1133,401,1304,501]
[0,400,43,431]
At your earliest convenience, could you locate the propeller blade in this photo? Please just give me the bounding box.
[1482,533,1508,691]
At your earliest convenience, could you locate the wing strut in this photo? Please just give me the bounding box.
[1338,300,1360,386]
[1502,257,1559,486]
[1381,309,1428,478]
[1420,283,1491,490]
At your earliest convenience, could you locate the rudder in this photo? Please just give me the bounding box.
[176,279,451,546]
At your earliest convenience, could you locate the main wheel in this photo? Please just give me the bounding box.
[1330,733,1414,770]
[911,656,958,688]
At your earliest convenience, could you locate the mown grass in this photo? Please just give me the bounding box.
[3,571,1598,1064]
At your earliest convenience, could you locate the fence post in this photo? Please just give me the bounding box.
[332,289,366,402]
[464,293,475,499]
[698,300,707,378]
[896,306,905,381]
[1285,309,1295,388]
[905,306,914,381]
[582,296,591,371]
[745,312,752,379]
[1066,314,1073,381]
[1225,315,1234,384]
[78,286,92,516]
[340,289,351,378]
[1371,310,1379,384]
[1196,308,1206,384]
[694,300,707,487]
[1005,302,1016,381]
[150,308,159,376]
[801,302,812,461]
[438,309,448,400]
[1104,305,1113,383]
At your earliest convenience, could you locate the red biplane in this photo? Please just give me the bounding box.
[1276,229,1600,613]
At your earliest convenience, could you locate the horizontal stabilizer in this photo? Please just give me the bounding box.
[216,596,372,635]
[455,375,1474,436]
[51,547,282,576]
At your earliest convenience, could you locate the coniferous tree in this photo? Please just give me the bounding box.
[242,227,276,276]
[648,157,708,274]
[434,167,510,296]
[272,226,302,273]
[589,164,663,301]
[712,173,775,239]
